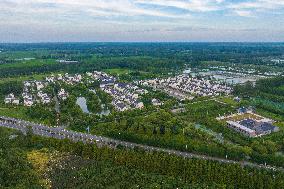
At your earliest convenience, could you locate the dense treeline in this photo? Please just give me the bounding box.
[0,127,213,188]
[234,77,284,100]
[234,77,284,116]
[0,56,185,78]
[0,129,41,188]
[27,133,284,189]
[50,156,221,189]
[2,42,284,78]
[3,127,283,188]
[1,42,284,60]
[26,104,57,125]
[0,81,23,101]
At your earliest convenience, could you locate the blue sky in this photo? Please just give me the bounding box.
[0,0,284,42]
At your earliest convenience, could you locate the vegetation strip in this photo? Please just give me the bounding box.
[0,115,283,173]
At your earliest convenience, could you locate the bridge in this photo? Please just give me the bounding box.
[0,115,283,172]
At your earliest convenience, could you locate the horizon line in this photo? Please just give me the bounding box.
[1,41,284,44]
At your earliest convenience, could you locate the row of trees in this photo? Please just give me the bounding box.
[4,126,283,188]
[0,81,23,101]
[0,54,185,78]
[0,128,41,188]
[28,134,284,189]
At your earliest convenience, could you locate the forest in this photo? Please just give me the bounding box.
[1,43,284,78]
[1,127,283,189]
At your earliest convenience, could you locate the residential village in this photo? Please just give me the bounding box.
[138,74,232,100]
[4,73,81,107]
[4,71,149,112]
[5,79,69,107]
[87,71,147,112]
[5,71,232,111]
[2,70,281,138]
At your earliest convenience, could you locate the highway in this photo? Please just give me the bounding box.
[0,115,283,173]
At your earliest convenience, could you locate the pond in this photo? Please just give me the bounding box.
[76,97,90,114]
[76,96,110,116]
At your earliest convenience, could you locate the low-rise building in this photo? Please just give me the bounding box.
[46,75,55,83]
[227,121,257,137]
[152,98,163,106]
[227,118,279,137]
[4,93,20,105]
[24,95,34,107]
[57,60,79,64]
[37,91,51,104]
[58,89,69,100]
[97,72,147,112]
[139,74,232,100]
[36,81,45,91]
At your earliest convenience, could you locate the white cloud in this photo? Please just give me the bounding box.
[216,0,224,3]
[228,0,284,13]
[1,0,284,22]
[0,0,284,42]
[136,0,222,12]
[234,10,254,17]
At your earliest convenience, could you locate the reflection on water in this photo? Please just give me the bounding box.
[76,96,110,116]
[76,97,90,114]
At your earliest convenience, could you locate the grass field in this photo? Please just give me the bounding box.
[0,72,63,84]
[0,59,57,69]
[0,106,29,120]
[104,68,132,75]
[0,50,51,59]
[217,96,239,107]
[277,85,284,92]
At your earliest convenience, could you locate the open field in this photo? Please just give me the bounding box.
[104,68,132,75]
[0,106,29,120]
[0,50,51,59]
[0,72,63,84]
[217,96,239,107]
[0,59,57,69]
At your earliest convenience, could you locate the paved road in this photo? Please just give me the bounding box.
[0,116,283,173]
